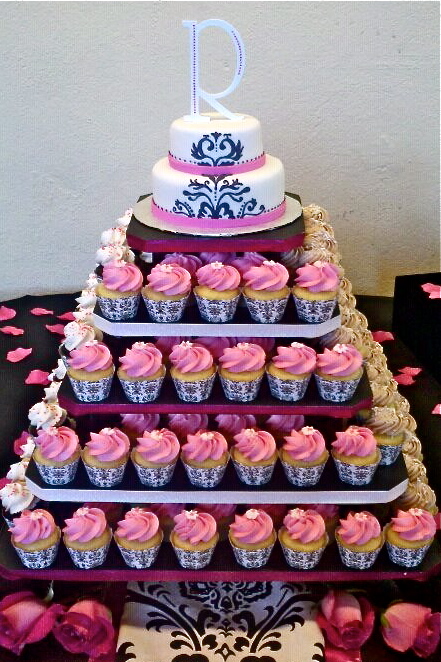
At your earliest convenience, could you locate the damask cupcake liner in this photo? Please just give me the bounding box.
[243,294,289,323]
[280,459,327,487]
[378,443,403,466]
[229,541,275,568]
[34,457,80,485]
[68,373,114,403]
[314,373,361,402]
[181,459,228,488]
[220,373,263,402]
[119,374,165,403]
[293,295,337,323]
[232,459,276,485]
[142,293,189,323]
[116,541,162,569]
[172,371,216,403]
[172,543,216,569]
[83,461,127,487]
[13,540,59,569]
[97,293,140,321]
[132,460,177,487]
[194,293,241,323]
[386,541,432,567]
[337,541,382,569]
[280,542,327,569]
[66,540,111,569]
[333,457,379,485]
[267,372,310,401]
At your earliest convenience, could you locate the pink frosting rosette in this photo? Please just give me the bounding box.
[231,252,266,277]
[36,426,79,462]
[119,342,163,378]
[154,336,189,356]
[146,264,191,296]
[196,262,241,291]
[10,509,56,544]
[68,341,113,373]
[63,507,107,543]
[160,253,202,276]
[283,508,326,543]
[265,414,305,435]
[244,260,289,291]
[282,426,326,462]
[337,511,381,545]
[295,261,340,292]
[182,431,228,462]
[316,344,363,377]
[233,428,276,462]
[215,414,257,436]
[115,508,160,543]
[135,428,180,464]
[272,342,317,374]
[168,414,209,437]
[86,427,130,462]
[120,413,160,435]
[219,343,266,373]
[332,426,377,458]
[390,508,436,541]
[173,510,217,544]
[169,342,213,373]
[230,509,274,544]
[102,261,143,292]
[194,337,235,360]
[200,252,235,265]
[232,337,275,354]
[247,504,288,528]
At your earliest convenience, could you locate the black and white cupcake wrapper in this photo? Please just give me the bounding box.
[182,460,228,488]
[293,295,337,323]
[195,293,240,323]
[333,457,379,485]
[172,544,216,569]
[172,372,216,403]
[378,443,403,466]
[280,459,327,487]
[83,461,127,487]
[220,374,263,402]
[386,541,431,567]
[34,457,80,485]
[230,542,275,568]
[143,293,189,322]
[243,294,289,323]
[280,543,326,569]
[132,460,177,487]
[13,540,59,569]
[97,293,140,321]
[232,459,276,485]
[66,540,111,569]
[68,373,113,402]
[267,373,310,401]
[119,374,164,403]
[314,374,361,402]
[337,541,382,569]
[116,541,162,569]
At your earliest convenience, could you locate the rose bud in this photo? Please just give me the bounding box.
[316,589,375,651]
[381,602,441,658]
[52,599,115,660]
[0,591,62,655]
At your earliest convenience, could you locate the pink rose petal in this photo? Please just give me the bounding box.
[0,305,16,321]
[57,311,75,321]
[421,283,441,298]
[399,367,422,376]
[13,431,30,455]
[0,326,24,336]
[0,477,11,489]
[6,347,32,363]
[432,404,441,415]
[45,324,65,335]
[371,330,395,342]
[30,307,54,316]
[25,370,50,385]
[394,373,416,385]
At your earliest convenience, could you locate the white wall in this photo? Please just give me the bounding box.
[0,1,439,299]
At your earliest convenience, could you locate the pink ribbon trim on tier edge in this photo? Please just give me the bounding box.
[168,153,266,175]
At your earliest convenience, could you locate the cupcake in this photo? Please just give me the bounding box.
[82,427,130,487]
[219,342,266,402]
[331,425,380,485]
[181,430,229,488]
[229,509,276,568]
[171,510,219,569]
[301,504,340,544]
[280,426,329,486]
[67,341,114,402]
[63,506,112,569]
[118,342,165,403]
[120,413,161,445]
[243,260,290,322]
[114,508,163,568]
[194,262,241,322]
[96,259,143,320]
[267,342,316,401]
[194,504,236,540]
[170,342,216,402]
[315,344,363,402]
[215,414,257,445]
[364,406,409,465]
[385,508,436,567]
[167,414,209,439]
[279,508,328,569]
[33,425,81,485]
[142,263,191,322]
[131,428,180,486]
[10,509,60,569]
[336,511,384,569]
[292,261,340,322]
[231,428,277,485]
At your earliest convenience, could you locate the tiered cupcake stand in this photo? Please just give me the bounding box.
[2,209,441,581]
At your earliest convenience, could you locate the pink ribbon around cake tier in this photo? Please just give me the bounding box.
[168,153,266,175]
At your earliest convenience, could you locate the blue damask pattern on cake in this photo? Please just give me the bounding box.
[191,133,244,167]
[173,177,266,219]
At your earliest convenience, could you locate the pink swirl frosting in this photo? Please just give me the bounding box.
[231,252,266,277]
[390,508,436,541]
[86,427,130,462]
[168,414,209,437]
[68,341,113,372]
[147,263,191,296]
[244,260,289,291]
[233,428,276,462]
[283,508,326,543]
[316,344,363,377]
[120,413,160,435]
[160,253,202,276]
[173,510,217,544]
[196,503,236,519]
[337,511,381,545]
[232,337,275,354]
[272,342,317,374]
[63,507,107,543]
[119,342,163,377]
[115,508,160,543]
[135,428,180,464]
[219,343,266,373]
[215,414,257,435]
[194,337,235,360]
[295,261,340,292]
[36,425,79,462]
[10,509,56,544]
[283,426,326,462]
[332,425,377,457]
[302,504,340,520]
[200,252,235,265]
[102,260,143,292]
[169,342,213,373]
[196,262,241,291]
[230,509,274,544]
[247,504,288,528]
[182,431,228,462]
[155,336,189,356]
[265,414,305,434]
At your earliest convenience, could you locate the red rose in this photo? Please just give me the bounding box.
[0,591,62,655]
[52,599,115,661]
[381,602,441,658]
[316,589,374,650]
